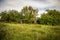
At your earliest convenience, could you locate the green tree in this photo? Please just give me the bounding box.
[21,6,38,23]
[0,10,21,22]
[39,10,60,25]
[0,11,8,22]
[0,6,38,23]
[7,10,20,22]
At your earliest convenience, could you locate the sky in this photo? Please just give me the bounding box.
[0,0,60,17]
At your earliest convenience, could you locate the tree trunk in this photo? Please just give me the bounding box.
[34,20,37,24]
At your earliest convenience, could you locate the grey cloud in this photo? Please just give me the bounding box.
[0,0,60,12]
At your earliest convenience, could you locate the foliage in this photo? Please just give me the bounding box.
[0,10,21,22]
[0,6,60,25]
[21,6,38,23]
[0,6,38,23]
[38,10,60,25]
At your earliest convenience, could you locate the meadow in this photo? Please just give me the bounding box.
[0,23,60,40]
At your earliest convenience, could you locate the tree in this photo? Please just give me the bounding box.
[7,10,20,22]
[21,6,38,23]
[0,6,38,23]
[39,9,60,25]
[0,11,8,22]
[0,10,21,22]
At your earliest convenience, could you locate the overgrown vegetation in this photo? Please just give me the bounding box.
[0,6,60,40]
[0,23,60,40]
[0,6,38,23]
[0,6,60,25]
[38,10,60,25]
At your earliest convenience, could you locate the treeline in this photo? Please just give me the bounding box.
[0,6,60,25]
[38,10,60,25]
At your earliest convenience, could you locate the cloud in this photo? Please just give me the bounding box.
[0,0,60,16]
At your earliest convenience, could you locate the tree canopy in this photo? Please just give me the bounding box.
[39,10,60,25]
[0,6,60,25]
[21,6,38,23]
[0,6,38,23]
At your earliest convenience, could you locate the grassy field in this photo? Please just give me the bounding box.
[0,23,60,40]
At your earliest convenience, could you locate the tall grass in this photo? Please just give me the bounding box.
[0,23,60,40]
